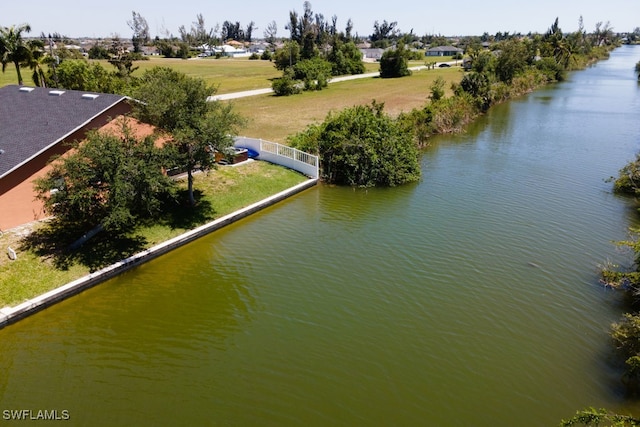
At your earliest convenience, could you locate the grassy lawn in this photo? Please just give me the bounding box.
[0,57,283,94]
[231,66,463,143]
[0,161,308,307]
[0,56,453,94]
[130,57,282,94]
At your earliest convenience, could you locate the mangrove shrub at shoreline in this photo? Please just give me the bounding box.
[288,101,420,187]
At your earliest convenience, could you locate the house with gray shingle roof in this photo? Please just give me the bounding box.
[0,85,131,230]
[426,46,464,56]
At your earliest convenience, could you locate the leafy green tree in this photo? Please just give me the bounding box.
[52,59,123,93]
[470,49,495,74]
[107,36,140,78]
[0,23,32,85]
[288,101,421,187]
[34,119,175,237]
[494,39,530,83]
[88,43,111,59]
[132,67,244,206]
[293,57,332,90]
[154,39,175,58]
[273,40,301,70]
[460,71,492,110]
[370,20,398,48]
[53,59,92,90]
[326,39,365,76]
[380,41,412,78]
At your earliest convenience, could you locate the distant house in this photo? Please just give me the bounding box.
[141,45,160,56]
[214,44,249,57]
[359,48,385,61]
[248,42,270,54]
[0,85,132,230]
[426,46,463,56]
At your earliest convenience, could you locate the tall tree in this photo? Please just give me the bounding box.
[179,13,217,46]
[264,20,278,48]
[494,39,529,83]
[245,21,256,42]
[132,67,245,206]
[128,11,150,53]
[107,36,138,78]
[24,38,47,87]
[371,20,398,46]
[0,23,32,85]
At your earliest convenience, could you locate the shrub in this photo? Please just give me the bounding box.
[429,93,479,134]
[271,68,301,96]
[289,102,421,187]
[293,57,332,91]
[611,153,640,195]
[535,57,566,82]
[380,43,412,78]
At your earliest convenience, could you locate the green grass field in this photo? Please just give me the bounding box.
[231,66,463,143]
[0,56,453,94]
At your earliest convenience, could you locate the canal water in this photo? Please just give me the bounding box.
[1,46,639,426]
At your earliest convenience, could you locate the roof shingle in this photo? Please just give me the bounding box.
[0,85,126,178]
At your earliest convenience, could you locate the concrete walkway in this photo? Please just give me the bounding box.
[209,64,448,102]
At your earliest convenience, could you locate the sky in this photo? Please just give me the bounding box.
[3,0,639,40]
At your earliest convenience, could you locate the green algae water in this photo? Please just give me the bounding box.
[1,46,639,426]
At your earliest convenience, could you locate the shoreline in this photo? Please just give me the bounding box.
[0,178,317,330]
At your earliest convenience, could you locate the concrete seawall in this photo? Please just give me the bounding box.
[0,178,318,329]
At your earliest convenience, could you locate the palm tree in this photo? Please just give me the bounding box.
[24,39,48,87]
[0,24,33,85]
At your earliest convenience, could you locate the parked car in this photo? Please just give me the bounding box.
[438,63,451,68]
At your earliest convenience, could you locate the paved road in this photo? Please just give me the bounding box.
[209,64,445,102]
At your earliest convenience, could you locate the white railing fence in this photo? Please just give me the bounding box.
[234,137,319,179]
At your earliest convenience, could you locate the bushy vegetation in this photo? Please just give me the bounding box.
[601,155,640,394]
[560,408,640,426]
[293,57,332,90]
[271,68,301,96]
[34,120,175,238]
[379,42,412,78]
[270,2,365,96]
[288,101,420,187]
